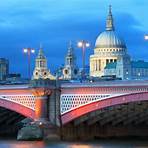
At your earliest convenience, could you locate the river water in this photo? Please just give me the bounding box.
[1,139,148,148]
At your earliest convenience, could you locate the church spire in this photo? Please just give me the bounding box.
[62,41,78,80]
[106,5,114,31]
[37,43,45,59]
[67,41,74,56]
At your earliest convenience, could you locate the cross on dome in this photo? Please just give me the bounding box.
[106,5,114,31]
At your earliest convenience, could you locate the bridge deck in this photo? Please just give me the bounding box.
[0,84,29,90]
[61,80,148,88]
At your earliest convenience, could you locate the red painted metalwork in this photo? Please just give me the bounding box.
[0,87,52,121]
[61,85,148,94]
[0,98,35,119]
[61,92,148,125]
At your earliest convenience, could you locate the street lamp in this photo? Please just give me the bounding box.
[138,72,141,80]
[77,40,90,80]
[126,71,129,80]
[144,35,148,40]
[23,48,35,79]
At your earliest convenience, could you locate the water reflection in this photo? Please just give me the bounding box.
[68,144,102,148]
[0,141,45,148]
[0,140,148,148]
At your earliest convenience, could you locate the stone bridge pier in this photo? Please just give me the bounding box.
[33,88,51,123]
[17,80,61,140]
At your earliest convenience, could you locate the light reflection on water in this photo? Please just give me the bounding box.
[0,141,45,148]
[0,140,148,148]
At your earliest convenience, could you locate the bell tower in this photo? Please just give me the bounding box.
[32,45,55,80]
[62,42,79,80]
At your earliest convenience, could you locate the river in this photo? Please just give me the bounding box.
[0,139,148,148]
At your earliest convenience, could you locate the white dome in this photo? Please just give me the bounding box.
[95,31,126,48]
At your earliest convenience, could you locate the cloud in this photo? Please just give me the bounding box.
[0,0,147,77]
[113,12,147,60]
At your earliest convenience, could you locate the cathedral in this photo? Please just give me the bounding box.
[90,6,148,80]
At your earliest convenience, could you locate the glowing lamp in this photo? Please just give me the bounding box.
[77,41,83,47]
[23,48,28,53]
[86,43,90,47]
[31,49,35,53]
[144,35,148,40]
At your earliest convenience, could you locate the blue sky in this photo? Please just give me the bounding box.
[0,0,148,77]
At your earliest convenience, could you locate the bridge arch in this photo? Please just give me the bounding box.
[61,92,148,125]
[0,97,35,119]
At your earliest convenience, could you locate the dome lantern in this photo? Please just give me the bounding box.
[106,5,114,31]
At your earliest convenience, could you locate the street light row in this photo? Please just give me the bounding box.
[77,40,90,80]
[23,48,36,79]
[23,48,35,54]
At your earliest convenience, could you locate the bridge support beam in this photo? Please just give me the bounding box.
[32,88,51,123]
[35,96,48,122]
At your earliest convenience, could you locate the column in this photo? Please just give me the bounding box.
[32,88,52,122]
[99,59,101,71]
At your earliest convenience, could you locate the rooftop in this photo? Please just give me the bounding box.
[105,62,116,69]
[131,60,148,69]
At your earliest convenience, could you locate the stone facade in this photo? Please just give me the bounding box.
[0,58,9,81]
[90,6,148,80]
[62,42,79,80]
[90,6,129,78]
[105,60,148,80]
[32,47,55,80]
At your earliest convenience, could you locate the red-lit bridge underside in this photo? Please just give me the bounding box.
[61,92,148,125]
[0,98,35,119]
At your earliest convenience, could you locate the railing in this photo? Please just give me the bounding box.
[61,80,148,88]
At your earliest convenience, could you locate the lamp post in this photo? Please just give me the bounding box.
[126,71,129,80]
[144,35,148,40]
[138,72,141,80]
[144,35,148,80]
[23,48,35,79]
[77,40,90,80]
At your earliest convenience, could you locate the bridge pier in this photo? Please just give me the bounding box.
[33,88,51,123]
[35,96,48,122]
[17,87,61,140]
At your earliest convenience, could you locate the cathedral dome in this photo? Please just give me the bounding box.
[95,31,126,48]
[95,5,126,49]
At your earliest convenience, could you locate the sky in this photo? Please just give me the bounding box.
[0,0,148,77]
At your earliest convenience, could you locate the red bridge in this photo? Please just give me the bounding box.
[61,81,148,127]
[1,81,148,128]
[0,85,52,122]
[1,81,148,139]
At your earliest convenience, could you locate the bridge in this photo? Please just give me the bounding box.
[60,81,148,139]
[0,84,57,124]
[0,80,148,139]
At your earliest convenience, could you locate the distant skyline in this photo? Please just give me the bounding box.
[0,0,148,77]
